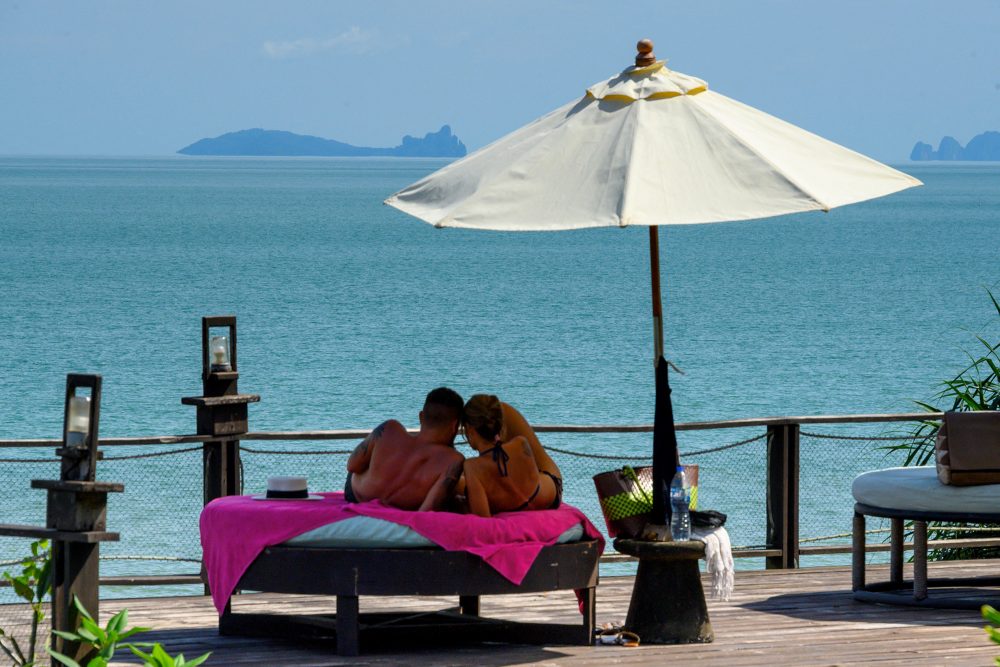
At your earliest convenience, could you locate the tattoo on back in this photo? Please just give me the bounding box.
[371,421,388,440]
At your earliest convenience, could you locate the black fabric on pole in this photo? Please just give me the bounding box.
[651,355,680,526]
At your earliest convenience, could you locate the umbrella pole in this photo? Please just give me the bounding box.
[649,227,664,362]
[649,226,670,525]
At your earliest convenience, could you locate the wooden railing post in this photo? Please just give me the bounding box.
[182,316,259,596]
[766,423,800,569]
[182,316,259,507]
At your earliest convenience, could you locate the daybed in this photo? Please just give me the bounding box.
[852,466,1000,609]
[201,495,602,656]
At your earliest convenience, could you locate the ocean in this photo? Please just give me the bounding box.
[0,156,997,584]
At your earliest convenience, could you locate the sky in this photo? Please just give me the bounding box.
[1,0,998,161]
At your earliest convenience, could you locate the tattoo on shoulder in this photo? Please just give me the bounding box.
[353,421,389,459]
[371,421,389,440]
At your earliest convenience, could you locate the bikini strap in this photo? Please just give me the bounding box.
[486,441,510,477]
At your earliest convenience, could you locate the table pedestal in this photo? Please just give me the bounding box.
[614,538,714,644]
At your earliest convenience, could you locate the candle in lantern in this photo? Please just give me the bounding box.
[210,334,232,372]
[66,395,91,448]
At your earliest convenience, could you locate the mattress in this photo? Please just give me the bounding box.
[852,466,1000,515]
[284,515,585,549]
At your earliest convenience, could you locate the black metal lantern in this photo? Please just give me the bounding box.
[202,315,238,387]
[59,374,102,482]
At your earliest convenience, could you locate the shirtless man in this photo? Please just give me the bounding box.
[344,387,465,511]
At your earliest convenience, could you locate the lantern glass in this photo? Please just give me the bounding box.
[209,334,232,372]
[66,395,90,447]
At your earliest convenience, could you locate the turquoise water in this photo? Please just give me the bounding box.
[0,157,997,580]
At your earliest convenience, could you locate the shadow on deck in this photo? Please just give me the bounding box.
[7,560,999,666]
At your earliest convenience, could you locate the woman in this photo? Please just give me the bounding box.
[460,394,563,517]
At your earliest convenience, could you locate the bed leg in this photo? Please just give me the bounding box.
[580,587,596,645]
[459,595,480,616]
[913,520,928,601]
[889,518,904,584]
[852,512,865,592]
[336,594,360,656]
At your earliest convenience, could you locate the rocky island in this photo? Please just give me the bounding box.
[178,125,467,157]
[911,131,1000,161]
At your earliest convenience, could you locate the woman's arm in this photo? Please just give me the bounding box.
[419,457,465,512]
[464,462,492,518]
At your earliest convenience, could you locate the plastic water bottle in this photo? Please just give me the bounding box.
[669,465,691,542]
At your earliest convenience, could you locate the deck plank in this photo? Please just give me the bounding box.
[4,560,998,665]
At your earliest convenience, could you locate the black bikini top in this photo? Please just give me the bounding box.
[484,441,510,477]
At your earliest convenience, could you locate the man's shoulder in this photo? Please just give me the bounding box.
[371,419,407,438]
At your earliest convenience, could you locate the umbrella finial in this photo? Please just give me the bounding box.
[636,39,656,67]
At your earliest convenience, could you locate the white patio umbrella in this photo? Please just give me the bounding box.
[385,40,921,522]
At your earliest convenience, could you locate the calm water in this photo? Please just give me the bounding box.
[0,157,997,579]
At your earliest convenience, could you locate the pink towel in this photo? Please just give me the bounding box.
[200,492,604,615]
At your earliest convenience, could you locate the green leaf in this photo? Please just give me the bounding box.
[74,626,99,643]
[128,645,154,661]
[47,648,83,667]
[84,657,109,667]
[35,558,52,601]
[51,630,84,642]
[11,577,34,602]
[106,609,128,636]
[71,596,94,621]
[180,652,212,667]
[118,627,152,641]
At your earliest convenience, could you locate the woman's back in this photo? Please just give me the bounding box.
[463,436,542,517]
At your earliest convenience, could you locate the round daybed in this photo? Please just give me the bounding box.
[851,466,1000,609]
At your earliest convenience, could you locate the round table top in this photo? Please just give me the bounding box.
[614,537,705,560]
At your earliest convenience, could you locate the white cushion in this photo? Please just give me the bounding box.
[852,466,1000,515]
[284,515,585,549]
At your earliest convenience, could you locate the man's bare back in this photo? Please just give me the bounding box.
[346,419,464,511]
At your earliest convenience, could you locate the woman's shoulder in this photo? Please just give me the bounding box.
[504,436,535,460]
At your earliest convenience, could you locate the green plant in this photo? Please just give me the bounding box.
[128,643,211,667]
[983,604,1000,666]
[49,596,150,667]
[0,539,53,667]
[886,288,1000,560]
[887,288,1000,466]
[48,596,210,667]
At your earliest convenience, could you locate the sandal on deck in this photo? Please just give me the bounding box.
[616,631,640,647]
[595,627,640,647]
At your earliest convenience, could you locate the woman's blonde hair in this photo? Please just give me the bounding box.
[463,394,504,443]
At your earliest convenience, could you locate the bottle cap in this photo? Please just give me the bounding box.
[676,465,684,472]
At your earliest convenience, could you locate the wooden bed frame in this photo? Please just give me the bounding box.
[853,502,1000,609]
[219,539,601,656]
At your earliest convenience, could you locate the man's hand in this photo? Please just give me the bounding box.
[346,421,387,474]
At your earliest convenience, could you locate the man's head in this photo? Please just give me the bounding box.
[419,387,464,443]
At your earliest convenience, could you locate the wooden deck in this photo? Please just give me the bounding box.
[22,560,1000,665]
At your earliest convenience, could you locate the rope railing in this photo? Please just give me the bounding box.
[4,410,979,590]
[0,411,946,449]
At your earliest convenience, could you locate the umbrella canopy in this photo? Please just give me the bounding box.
[386,49,920,231]
[385,41,921,526]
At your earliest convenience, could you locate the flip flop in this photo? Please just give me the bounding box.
[617,630,641,647]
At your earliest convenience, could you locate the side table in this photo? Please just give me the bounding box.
[613,538,713,644]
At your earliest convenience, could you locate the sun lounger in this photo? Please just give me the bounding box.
[201,495,603,655]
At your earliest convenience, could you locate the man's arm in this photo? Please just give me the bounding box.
[346,421,388,474]
[418,457,465,512]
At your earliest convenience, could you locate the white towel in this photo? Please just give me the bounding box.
[691,525,734,601]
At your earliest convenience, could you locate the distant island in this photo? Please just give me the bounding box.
[910,131,1000,161]
[178,125,467,157]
